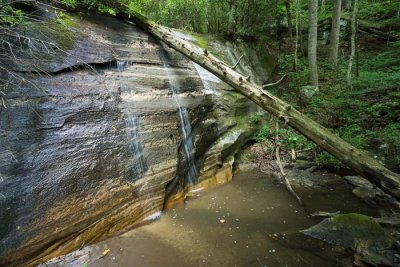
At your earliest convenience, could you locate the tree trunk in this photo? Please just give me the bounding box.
[294,0,300,72]
[345,0,352,10]
[320,0,326,13]
[284,0,293,39]
[355,17,359,78]
[308,0,319,88]
[347,0,358,89]
[329,0,342,68]
[112,5,400,199]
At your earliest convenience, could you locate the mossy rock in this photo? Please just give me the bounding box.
[193,34,209,49]
[301,213,393,253]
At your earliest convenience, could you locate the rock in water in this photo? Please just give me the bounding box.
[301,213,396,266]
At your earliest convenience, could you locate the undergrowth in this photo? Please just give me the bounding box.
[255,38,400,170]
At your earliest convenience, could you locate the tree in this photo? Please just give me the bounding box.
[320,0,326,13]
[308,0,319,88]
[114,5,400,201]
[344,0,352,10]
[347,0,358,89]
[329,0,342,68]
[294,0,300,72]
[284,0,293,39]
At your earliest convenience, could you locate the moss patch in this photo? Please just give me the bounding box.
[192,33,209,49]
[55,12,79,28]
[302,213,393,253]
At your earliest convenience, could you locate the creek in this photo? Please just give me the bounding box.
[41,170,378,267]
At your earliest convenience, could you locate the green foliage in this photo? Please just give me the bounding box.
[358,0,399,20]
[273,11,400,168]
[60,0,78,8]
[337,124,367,150]
[55,12,78,27]
[193,34,208,49]
[97,4,116,16]
[249,113,262,125]
[0,3,25,25]
[353,43,400,89]
[254,125,271,143]
[276,127,313,150]
[367,123,400,164]
[316,151,341,166]
[254,123,315,152]
[60,0,117,16]
[124,0,279,40]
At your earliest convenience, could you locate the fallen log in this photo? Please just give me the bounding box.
[111,5,400,199]
[298,16,399,41]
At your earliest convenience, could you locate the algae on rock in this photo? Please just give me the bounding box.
[302,213,397,266]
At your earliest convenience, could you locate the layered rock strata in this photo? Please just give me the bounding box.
[0,8,274,266]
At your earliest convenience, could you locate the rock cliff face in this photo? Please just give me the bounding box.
[0,8,274,267]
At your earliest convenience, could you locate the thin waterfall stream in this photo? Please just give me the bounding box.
[117,61,162,221]
[117,60,148,180]
[126,116,147,179]
[192,62,219,95]
[158,48,198,185]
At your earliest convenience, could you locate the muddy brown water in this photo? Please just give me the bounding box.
[41,170,378,267]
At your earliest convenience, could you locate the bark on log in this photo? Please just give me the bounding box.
[114,8,400,199]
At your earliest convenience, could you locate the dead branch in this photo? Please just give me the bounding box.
[275,121,302,204]
[262,74,288,89]
[310,211,341,217]
[230,54,244,70]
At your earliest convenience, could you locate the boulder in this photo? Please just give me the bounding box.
[0,7,275,267]
[302,213,396,266]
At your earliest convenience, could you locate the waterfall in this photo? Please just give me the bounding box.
[117,60,161,220]
[158,48,198,185]
[192,62,219,95]
[117,60,128,72]
[176,106,197,184]
[116,61,148,180]
[127,116,148,179]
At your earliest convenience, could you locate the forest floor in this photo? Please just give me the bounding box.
[235,33,400,266]
[251,33,400,175]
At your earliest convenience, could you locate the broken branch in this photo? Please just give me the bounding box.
[275,121,302,205]
[230,54,244,70]
[262,74,288,89]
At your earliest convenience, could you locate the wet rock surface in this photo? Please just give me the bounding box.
[302,213,398,266]
[344,176,400,211]
[0,7,274,267]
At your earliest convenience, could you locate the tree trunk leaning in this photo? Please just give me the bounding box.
[308,0,319,88]
[329,0,342,67]
[115,7,400,199]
